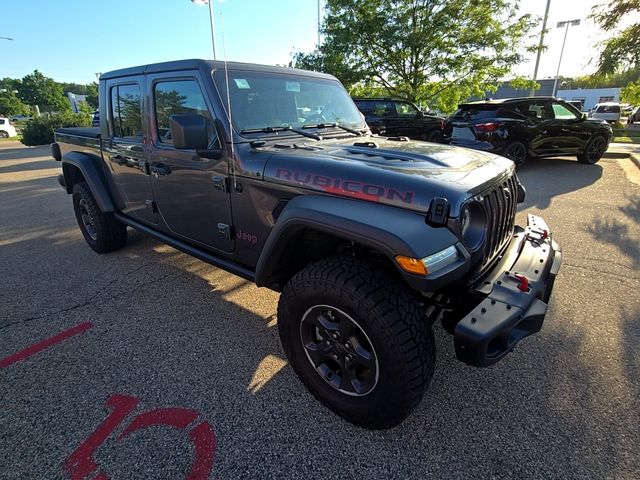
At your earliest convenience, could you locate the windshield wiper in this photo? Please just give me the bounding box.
[240,126,322,140]
[302,123,365,136]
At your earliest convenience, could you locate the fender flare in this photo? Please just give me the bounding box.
[62,151,116,213]
[255,195,460,289]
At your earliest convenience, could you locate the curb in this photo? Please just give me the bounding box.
[603,151,630,159]
[630,154,640,170]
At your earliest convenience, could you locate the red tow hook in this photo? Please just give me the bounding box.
[541,229,548,240]
[514,273,529,292]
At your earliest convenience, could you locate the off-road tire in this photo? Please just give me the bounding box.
[503,141,528,168]
[72,182,127,253]
[277,256,436,429]
[577,134,607,164]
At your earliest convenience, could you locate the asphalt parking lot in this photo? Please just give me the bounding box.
[1,143,639,479]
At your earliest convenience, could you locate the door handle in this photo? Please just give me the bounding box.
[150,163,171,176]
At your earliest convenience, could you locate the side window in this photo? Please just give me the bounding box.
[515,102,549,120]
[373,101,394,117]
[396,102,419,117]
[111,84,142,141]
[552,102,578,120]
[154,79,218,148]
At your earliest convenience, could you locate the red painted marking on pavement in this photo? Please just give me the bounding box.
[0,322,93,369]
[117,407,199,440]
[187,421,217,480]
[64,394,140,480]
[64,394,217,480]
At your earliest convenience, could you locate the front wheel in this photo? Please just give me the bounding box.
[577,134,607,164]
[277,256,436,429]
[503,141,528,168]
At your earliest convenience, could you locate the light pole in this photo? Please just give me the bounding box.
[530,0,551,97]
[191,0,217,60]
[553,19,580,97]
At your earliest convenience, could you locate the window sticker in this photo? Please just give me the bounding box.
[286,81,300,93]
[234,78,251,89]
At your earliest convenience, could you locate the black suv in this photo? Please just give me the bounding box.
[353,97,444,142]
[443,97,613,167]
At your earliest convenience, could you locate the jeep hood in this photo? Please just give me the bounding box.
[262,137,514,216]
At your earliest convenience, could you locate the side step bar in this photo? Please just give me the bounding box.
[113,213,256,283]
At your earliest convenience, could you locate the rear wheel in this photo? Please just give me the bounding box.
[0,131,9,139]
[72,182,127,253]
[277,256,436,429]
[503,141,528,168]
[426,130,443,143]
[577,134,607,164]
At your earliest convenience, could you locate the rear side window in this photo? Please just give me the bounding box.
[596,105,620,113]
[373,101,396,117]
[452,106,497,121]
[355,100,374,115]
[153,79,219,148]
[111,84,142,141]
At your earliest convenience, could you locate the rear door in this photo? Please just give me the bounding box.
[103,78,157,224]
[146,72,234,253]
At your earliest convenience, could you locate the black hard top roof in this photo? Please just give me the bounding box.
[352,97,416,102]
[100,59,337,81]
[460,96,559,106]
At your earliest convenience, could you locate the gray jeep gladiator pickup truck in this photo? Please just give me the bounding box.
[52,59,562,429]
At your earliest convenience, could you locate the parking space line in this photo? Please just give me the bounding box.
[0,322,93,369]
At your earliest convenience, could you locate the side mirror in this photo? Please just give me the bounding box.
[169,114,208,149]
[416,111,424,118]
[581,113,587,121]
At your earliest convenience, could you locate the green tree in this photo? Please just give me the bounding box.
[85,82,99,109]
[591,0,640,74]
[0,90,30,117]
[17,70,70,112]
[291,0,537,112]
[621,80,640,106]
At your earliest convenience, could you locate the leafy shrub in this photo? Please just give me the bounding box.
[21,112,91,146]
[612,120,625,129]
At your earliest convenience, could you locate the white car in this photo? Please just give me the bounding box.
[0,117,18,138]
[588,103,621,123]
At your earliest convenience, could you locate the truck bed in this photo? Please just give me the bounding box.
[54,127,102,159]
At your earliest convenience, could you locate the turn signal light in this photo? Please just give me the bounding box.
[395,256,428,276]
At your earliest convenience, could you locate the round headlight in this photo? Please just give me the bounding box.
[460,202,486,251]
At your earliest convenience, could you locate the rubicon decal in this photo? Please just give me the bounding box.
[275,168,415,203]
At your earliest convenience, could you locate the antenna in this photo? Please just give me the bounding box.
[220,12,237,190]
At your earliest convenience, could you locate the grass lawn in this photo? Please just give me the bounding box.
[612,136,640,144]
[0,135,22,142]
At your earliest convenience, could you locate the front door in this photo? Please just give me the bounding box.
[147,73,234,253]
[547,101,589,153]
[103,79,157,224]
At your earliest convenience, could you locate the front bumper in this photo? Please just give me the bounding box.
[454,214,562,367]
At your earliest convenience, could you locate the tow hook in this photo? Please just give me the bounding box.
[514,273,529,292]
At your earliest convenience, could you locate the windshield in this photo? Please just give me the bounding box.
[212,70,366,135]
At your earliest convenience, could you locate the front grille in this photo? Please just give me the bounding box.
[477,175,518,274]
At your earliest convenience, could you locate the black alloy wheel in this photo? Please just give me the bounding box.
[503,141,527,168]
[300,305,379,396]
[578,135,607,164]
[78,197,98,241]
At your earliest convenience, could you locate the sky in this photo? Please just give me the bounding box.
[0,0,630,85]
